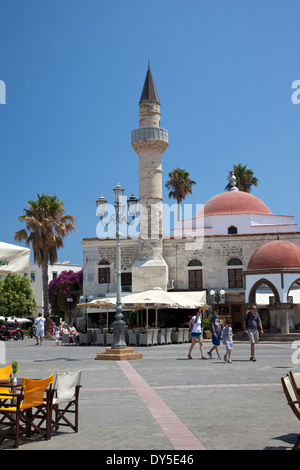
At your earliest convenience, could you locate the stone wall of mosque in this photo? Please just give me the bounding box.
[163,232,300,291]
[82,238,139,298]
[82,231,300,299]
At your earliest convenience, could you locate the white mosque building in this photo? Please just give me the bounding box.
[82,65,300,333]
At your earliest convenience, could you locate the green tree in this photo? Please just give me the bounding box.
[165,168,196,220]
[14,193,76,332]
[0,273,36,317]
[225,164,259,193]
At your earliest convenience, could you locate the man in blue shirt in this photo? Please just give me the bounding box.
[207,307,221,359]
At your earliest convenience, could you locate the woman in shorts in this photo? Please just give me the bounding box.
[187,308,208,360]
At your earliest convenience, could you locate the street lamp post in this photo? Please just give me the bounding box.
[66,297,74,323]
[96,183,138,349]
[209,289,225,306]
[79,295,93,330]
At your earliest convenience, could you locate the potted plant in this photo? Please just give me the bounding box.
[11,360,18,384]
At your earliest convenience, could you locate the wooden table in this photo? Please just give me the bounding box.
[0,378,23,390]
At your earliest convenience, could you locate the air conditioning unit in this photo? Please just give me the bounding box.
[168,279,175,290]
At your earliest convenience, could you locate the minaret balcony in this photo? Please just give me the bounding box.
[131,127,168,145]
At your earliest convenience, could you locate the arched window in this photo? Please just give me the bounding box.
[228,258,242,266]
[188,260,202,267]
[188,260,203,289]
[227,259,243,288]
[228,225,237,234]
[98,260,110,284]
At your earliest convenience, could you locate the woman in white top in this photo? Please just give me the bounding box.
[187,308,208,360]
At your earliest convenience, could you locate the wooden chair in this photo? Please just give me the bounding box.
[0,374,54,448]
[281,375,300,450]
[289,371,300,401]
[0,365,12,403]
[52,370,82,433]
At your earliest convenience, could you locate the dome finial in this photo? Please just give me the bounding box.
[230,168,239,191]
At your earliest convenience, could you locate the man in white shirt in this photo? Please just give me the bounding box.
[34,313,46,346]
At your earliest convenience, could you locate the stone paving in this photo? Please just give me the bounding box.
[0,336,300,452]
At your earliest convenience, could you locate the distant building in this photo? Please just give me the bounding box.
[27,261,83,315]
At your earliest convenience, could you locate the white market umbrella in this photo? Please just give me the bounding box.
[0,241,30,274]
[78,288,208,327]
[77,298,115,329]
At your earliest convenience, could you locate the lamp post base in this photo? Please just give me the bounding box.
[96,348,143,361]
[111,320,127,349]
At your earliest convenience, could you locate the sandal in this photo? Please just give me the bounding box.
[187,355,193,359]
[201,356,209,360]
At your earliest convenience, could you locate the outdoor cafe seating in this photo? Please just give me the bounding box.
[0,373,54,448]
[0,366,82,448]
[281,371,300,450]
[158,328,166,344]
[52,370,82,433]
[61,325,193,348]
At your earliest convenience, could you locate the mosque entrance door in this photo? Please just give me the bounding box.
[230,304,244,330]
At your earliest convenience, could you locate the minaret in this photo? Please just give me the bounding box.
[131,64,169,292]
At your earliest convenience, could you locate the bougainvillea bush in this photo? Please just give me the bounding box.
[48,270,83,316]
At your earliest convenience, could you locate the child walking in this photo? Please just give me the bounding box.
[222,319,233,363]
[54,323,61,346]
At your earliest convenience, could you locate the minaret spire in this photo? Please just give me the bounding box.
[139,62,160,105]
[131,64,169,292]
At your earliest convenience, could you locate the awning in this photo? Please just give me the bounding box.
[77,288,208,327]
[0,241,30,274]
[78,288,208,310]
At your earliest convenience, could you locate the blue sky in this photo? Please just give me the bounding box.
[1,0,299,266]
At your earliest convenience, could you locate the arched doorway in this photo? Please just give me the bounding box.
[287,278,300,330]
[248,278,281,331]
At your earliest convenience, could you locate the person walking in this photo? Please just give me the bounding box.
[222,319,233,363]
[54,323,61,345]
[187,308,208,360]
[34,313,46,346]
[207,307,222,359]
[243,305,264,361]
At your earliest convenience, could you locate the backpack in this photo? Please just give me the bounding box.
[244,311,259,328]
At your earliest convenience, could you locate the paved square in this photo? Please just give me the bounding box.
[0,337,299,451]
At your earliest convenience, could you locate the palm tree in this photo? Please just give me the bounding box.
[225,164,259,193]
[14,193,76,333]
[165,168,196,220]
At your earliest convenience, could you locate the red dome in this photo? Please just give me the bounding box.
[247,240,300,270]
[198,191,273,217]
